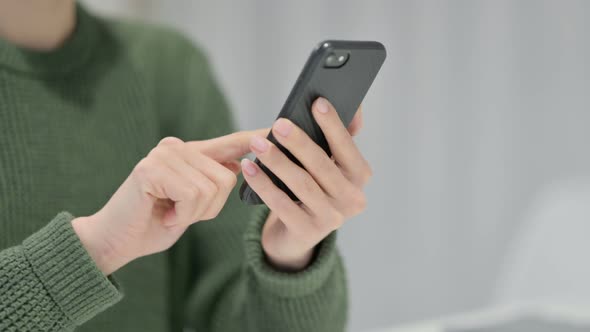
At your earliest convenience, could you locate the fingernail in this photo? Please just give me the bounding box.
[241,159,258,177]
[315,97,330,113]
[273,118,293,137]
[250,136,269,153]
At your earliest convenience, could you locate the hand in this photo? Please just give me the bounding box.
[241,97,371,271]
[72,129,267,275]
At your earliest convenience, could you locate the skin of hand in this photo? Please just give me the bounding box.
[72,129,267,276]
[241,97,371,271]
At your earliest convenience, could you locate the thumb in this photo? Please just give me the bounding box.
[189,128,270,161]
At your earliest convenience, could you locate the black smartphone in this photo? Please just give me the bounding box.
[239,40,386,205]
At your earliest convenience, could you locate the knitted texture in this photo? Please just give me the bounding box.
[0,4,347,332]
[0,213,122,331]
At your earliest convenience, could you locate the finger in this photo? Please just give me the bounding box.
[312,97,372,187]
[185,153,237,220]
[271,118,353,198]
[347,106,363,136]
[158,166,202,226]
[221,160,241,174]
[191,128,270,161]
[149,147,217,224]
[158,134,245,171]
[249,135,330,212]
[240,159,313,235]
[158,136,184,146]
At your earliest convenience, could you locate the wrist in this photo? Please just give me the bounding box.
[71,215,125,276]
[261,211,315,271]
[263,246,314,272]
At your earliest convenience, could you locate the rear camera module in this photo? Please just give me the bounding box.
[324,52,349,68]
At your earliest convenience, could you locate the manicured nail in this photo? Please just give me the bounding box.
[250,136,269,153]
[273,118,293,137]
[241,159,258,177]
[315,97,330,113]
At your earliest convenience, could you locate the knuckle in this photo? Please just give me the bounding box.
[133,158,153,179]
[158,136,183,146]
[203,180,218,197]
[148,145,168,159]
[275,195,294,212]
[263,189,280,208]
[264,143,278,158]
[147,146,159,157]
[333,127,353,143]
[264,189,291,214]
[187,186,200,201]
[254,148,271,165]
[220,171,237,191]
[253,175,271,193]
[270,142,286,158]
[316,157,336,175]
[296,171,317,194]
[350,192,367,215]
[292,129,312,148]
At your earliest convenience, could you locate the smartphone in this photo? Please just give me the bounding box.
[239,40,386,205]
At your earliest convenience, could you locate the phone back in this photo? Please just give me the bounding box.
[240,40,386,205]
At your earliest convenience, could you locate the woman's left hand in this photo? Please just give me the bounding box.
[241,97,371,271]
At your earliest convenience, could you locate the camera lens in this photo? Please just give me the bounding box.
[324,52,349,68]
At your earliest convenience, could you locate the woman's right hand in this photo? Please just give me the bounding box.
[72,129,267,275]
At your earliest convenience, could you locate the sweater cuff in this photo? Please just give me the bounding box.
[244,206,339,298]
[22,212,123,326]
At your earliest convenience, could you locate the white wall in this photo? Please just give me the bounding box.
[83,1,590,331]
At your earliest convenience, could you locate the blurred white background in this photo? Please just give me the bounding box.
[82,1,590,331]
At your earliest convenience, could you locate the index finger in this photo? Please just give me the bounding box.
[190,128,270,161]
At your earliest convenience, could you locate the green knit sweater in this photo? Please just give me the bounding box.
[0,5,347,332]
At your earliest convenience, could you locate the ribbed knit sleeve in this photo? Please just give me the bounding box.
[240,207,348,332]
[160,33,348,332]
[181,198,348,332]
[0,212,123,332]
